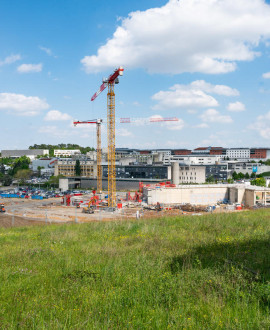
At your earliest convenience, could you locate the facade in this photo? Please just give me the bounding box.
[205,164,230,181]
[31,158,57,171]
[1,149,49,160]
[103,165,170,180]
[179,165,206,184]
[54,149,81,157]
[226,148,250,159]
[250,148,270,159]
[54,159,96,178]
[230,162,270,175]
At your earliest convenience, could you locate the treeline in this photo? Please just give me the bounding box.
[29,144,95,156]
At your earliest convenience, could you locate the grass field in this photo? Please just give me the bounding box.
[1,209,270,329]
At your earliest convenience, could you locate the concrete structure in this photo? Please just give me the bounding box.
[54,149,81,157]
[179,165,205,184]
[172,162,180,185]
[1,149,49,160]
[143,184,270,207]
[55,159,96,178]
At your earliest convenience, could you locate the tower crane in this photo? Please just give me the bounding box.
[91,66,124,208]
[73,119,103,194]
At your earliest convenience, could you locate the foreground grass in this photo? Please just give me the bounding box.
[0,210,270,329]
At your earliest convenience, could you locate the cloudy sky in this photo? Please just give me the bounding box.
[1,0,270,150]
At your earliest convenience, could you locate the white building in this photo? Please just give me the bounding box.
[226,148,250,160]
[169,155,222,165]
[1,149,49,160]
[179,165,206,184]
[54,149,81,157]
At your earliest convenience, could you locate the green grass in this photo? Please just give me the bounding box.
[1,210,270,329]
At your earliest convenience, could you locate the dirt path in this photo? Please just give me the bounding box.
[0,214,47,228]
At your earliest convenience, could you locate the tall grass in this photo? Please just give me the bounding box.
[0,209,270,328]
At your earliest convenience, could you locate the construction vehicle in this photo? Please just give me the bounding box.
[82,195,99,214]
[0,203,6,213]
[91,66,124,208]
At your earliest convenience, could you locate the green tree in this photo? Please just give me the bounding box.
[245,172,250,179]
[75,160,81,176]
[0,174,12,186]
[251,177,266,187]
[232,171,238,181]
[206,175,215,183]
[11,156,30,176]
[238,172,245,179]
[250,172,256,178]
[48,175,65,188]
[0,162,5,174]
[14,169,32,184]
[37,166,44,177]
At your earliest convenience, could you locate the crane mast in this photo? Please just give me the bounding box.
[91,66,124,208]
[73,119,103,194]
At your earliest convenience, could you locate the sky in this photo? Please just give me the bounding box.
[1,0,270,150]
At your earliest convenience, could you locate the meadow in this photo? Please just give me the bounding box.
[0,209,270,329]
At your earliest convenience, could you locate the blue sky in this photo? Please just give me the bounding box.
[1,0,270,150]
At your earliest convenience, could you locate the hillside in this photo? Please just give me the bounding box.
[1,210,270,328]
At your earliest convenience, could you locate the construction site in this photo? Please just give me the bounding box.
[1,66,270,226]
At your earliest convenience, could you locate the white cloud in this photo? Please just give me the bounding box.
[39,46,53,56]
[249,111,270,139]
[187,109,197,114]
[38,125,71,138]
[262,72,270,79]
[227,101,246,112]
[17,63,43,73]
[0,93,49,116]
[81,0,270,74]
[152,84,219,110]
[190,81,239,96]
[116,128,133,137]
[0,54,21,66]
[194,123,209,128]
[200,109,233,123]
[152,80,239,110]
[44,110,72,121]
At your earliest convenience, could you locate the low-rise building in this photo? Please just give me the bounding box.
[54,159,96,178]
[54,149,81,157]
[179,165,206,184]
[1,149,49,160]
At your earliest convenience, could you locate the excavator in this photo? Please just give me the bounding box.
[82,195,99,214]
[0,203,6,213]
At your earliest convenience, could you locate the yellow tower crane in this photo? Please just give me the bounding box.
[73,119,103,194]
[91,67,124,207]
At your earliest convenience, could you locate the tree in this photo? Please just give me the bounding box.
[206,175,215,183]
[48,175,65,188]
[14,169,32,184]
[251,177,266,187]
[245,172,250,179]
[250,172,256,178]
[11,156,30,176]
[0,162,5,174]
[238,172,245,179]
[232,171,238,181]
[75,160,81,176]
[37,166,44,177]
[0,174,12,186]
